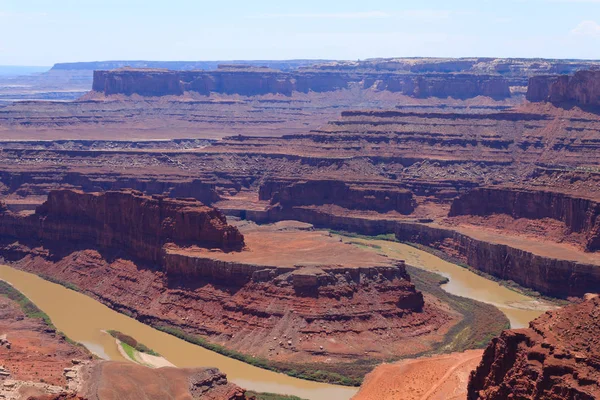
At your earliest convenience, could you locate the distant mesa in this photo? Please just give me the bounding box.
[90,66,513,99]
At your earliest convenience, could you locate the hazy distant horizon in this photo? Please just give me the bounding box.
[1,0,599,65]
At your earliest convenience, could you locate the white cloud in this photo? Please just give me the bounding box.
[571,20,600,37]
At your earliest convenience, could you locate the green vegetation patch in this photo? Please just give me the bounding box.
[120,340,137,360]
[155,325,364,386]
[329,230,397,242]
[0,280,54,327]
[406,265,509,351]
[0,280,90,353]
[107,330,161,357]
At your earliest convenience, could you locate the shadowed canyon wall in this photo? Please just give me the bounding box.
[260,179,416,214]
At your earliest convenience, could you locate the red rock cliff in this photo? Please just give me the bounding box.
[468,296,600,399]
[449,187,600,252]
[0,189,245,262]
[526,70,600,106]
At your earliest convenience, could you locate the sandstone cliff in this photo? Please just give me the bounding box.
[91,67,512,99]
[449,187,600,252]
[526,70,600,106]
[468,296,600,399]
[0,189,245,263]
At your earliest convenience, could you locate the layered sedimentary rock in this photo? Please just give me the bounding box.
[468,295,600,399]
[260,179,416,214]
[0,189,245,263]
[91,67,512,99]
[449,187,600,252]
[527,70,600,106]
[0,190,454,365]
[394,221,600,298]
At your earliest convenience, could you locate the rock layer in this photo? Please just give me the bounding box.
[449,187,600,252]
[91,67,512,99]
[468,296,600,399]
[0,189,245,263]
[261,179,416,214]
[0,191,452,365]
[527,70,600,106]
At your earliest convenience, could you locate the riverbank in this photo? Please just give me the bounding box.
[334,232,556,328]
[0,265,358,400]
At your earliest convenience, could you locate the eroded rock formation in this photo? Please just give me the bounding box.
[449,187,600,252]
[260,179,416,214]
[527,70,600,106]
[0,189,244,263]
[468,295,600,399]
[0,190,455,366]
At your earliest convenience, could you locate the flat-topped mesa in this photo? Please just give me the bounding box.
[91,68,512,99]
[526,70,600,106]
[449,187,600,252]
[260,179,416,214]
[468,295,600,399]
[0,189,245,262]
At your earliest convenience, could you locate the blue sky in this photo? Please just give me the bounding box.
[1,0,599,65]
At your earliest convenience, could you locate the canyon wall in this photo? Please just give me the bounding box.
[0,189,245,262]
[468,296,600,399]
[91,68,512,99]
[243,206,600,298]
[449,187,600,252]
[394,222,600,298]
[260,179,416,214]
[527,70,600,106]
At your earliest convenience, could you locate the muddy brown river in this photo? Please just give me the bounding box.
[0,265,358,400]
[0,240,553,399]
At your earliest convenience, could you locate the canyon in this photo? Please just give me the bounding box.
[1,57,600,399]
[0,189,472,383]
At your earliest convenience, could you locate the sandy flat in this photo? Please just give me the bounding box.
[353,350,483,400]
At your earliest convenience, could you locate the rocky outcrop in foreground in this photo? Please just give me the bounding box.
[468,295,600,399]
[80,362,247,400]
[527,70,600,106]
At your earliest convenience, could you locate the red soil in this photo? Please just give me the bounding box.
[354,350,484,400]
